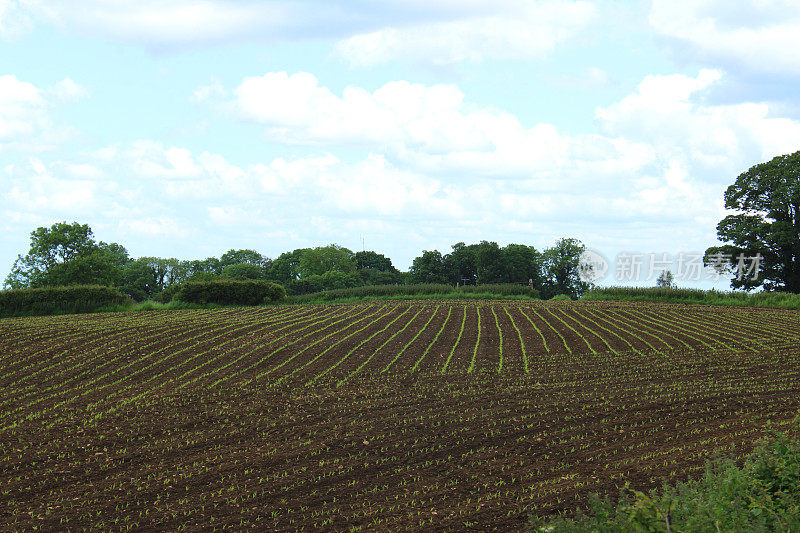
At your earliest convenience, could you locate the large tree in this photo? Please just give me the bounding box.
[5,222,129,289]
[541,238,589,298]
[705,150,800,291]
[410,250,448,284]
[298,245,355,277]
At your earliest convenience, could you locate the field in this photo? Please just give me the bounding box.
[2,300,800,531]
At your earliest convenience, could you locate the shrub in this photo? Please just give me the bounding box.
[153,283,182,304]
[0,285,132,318]
[527,419,800,532]
[176,279,285,306]
[550,293,572,300]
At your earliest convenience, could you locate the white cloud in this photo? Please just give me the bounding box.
[0,74,46,141]
[0,0,32,40]
[192,79,227,103]
[3,158,112,215]
[12,0,581,50]
[118,217,190,239]
[50,78,90,102]
[0,75,84,151]
[95,140,205,180]
[336,0,596,66]
[596,69,800,172]
[650,0,800,75]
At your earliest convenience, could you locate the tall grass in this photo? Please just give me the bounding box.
[582,286,800,309]
[282,283,539,304]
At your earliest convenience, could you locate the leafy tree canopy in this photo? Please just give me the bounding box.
[298,245,355,277]
[5,222,129,289]
[705,150,800,291]
[410,250,448,284]
[354,251,395,272]
[219,249,270,269]
[541,238,589,298]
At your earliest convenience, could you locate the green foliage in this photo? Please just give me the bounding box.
[283,283,539,304]
[219,249,270,270]
[220,263,265,280]
[541,238,589,299]
[656,270,674,288]
[298,245,355,277]
[706,150,800,291]
[121,257,190,300]
[354,250,394,271]
[152,283,182,304]
[357,268,402,286]
[413,241,543,287]
[0,285,132,317]
[267,248,308,283]
[286,271,363,295]
[550,293,573,300]
[410,250,449,284]
[176,279,285,306]
[582,286,800,309]
[528,419,800,532]
[5,222,130,289]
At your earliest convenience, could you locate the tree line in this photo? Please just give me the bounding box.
[4,222,591,300]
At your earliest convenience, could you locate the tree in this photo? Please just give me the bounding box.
[298,245,355,277]
[410,250,448,284]
[219,249,270,270]
[542,238,589,298]
[354,251,394,272]
[267,249,309,283]
[220,263,265,280]
[705,150,800,291]
[5,222,129,289]
[475,241,505,284]
[656,270,675,288]
[502,244,541,286]
[443,242,478,285]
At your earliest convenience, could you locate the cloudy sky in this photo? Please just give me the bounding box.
[1,0,799,287]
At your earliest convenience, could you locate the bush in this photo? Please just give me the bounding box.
[175,280,285,306]
[550,293,572,300]
[528,418,800,532]
[153,283,182,304]
[0,285,133,318]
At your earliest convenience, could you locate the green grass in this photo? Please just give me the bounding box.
[582,286,800,310]
[528,417,800,532]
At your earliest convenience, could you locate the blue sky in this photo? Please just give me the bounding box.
[1,0,799,287]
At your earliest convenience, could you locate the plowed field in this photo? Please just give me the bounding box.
[2,300,800,531]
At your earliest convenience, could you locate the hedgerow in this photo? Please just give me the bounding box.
[284,283,539,303]
[582,286,800,309]
[0,285,132,317]
[176,279,285,306]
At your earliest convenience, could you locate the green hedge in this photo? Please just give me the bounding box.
[285,283,539,303]
[582,286,800,309]
[176,280,285,306]
[0,285,132,318]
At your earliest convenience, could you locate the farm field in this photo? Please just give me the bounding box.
[2,300,800,531]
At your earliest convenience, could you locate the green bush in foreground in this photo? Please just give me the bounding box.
[528,419,800,532]
[0,285,132,317]
[176,279,285,306]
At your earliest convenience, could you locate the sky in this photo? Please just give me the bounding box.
[1,0,799,288]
